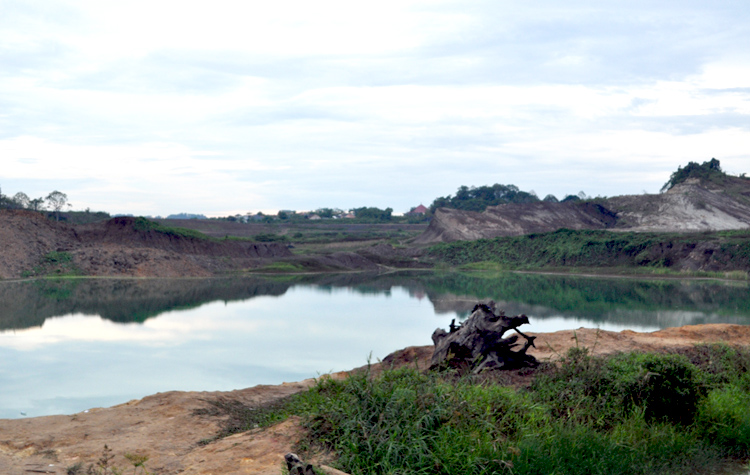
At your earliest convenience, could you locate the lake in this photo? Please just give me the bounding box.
[1,271,749,419]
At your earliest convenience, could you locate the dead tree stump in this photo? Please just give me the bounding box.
[430,301,538,372]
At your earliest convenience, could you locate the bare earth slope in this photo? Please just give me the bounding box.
[415,201,617,243]
[0,211,292,279]
[1,324,749,475]
[417,177,750,244]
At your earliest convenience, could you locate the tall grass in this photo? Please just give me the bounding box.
[206,344,750,475]
[427,228,750,273]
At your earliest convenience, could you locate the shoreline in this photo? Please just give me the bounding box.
[3,324,750,474]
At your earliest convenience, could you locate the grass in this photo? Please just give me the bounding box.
[199,344,750,475]
[66,444,151,474]
[22,251,82,277]
[133,217,213,241]
[256,261,307,273]
[427,228,750,275]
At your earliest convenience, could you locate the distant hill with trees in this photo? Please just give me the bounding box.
[429,184,540,213]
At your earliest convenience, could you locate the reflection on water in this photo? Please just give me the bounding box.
[0,272,748,419]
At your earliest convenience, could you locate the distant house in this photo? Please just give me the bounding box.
[407,204,428,215]
[307,214,321,220]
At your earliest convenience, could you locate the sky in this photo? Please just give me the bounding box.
[1,0,749,217]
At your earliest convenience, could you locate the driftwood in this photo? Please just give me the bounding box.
[285,453,352,475]
[430,301,538,372]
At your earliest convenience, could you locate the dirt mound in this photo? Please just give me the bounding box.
[418,179,750,244]
[415,201,617,244]
[1,323,748,474]
[76,217,290,259]
[0,212,293,278]
[609,179,750,231]
[0,210,79,279]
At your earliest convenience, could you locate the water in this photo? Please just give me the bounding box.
[1,272,749,419]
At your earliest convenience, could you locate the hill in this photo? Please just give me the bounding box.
[417,160,750,244]
[0,211,292,279]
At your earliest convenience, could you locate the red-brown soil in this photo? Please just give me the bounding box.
[2,324,749,475]
[0,210,290,279]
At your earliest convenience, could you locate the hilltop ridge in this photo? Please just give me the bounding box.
[417,161,750,244]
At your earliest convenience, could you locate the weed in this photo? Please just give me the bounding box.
[66,445,151,475]
[256,261,306,273]
[24,251,81,277]
[427,228,750,274]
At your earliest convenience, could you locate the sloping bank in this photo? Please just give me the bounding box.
[2,324,750,474]
[426,228,750,274]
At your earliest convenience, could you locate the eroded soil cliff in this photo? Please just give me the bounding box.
[0,211,287,279]
[417,178,750,244]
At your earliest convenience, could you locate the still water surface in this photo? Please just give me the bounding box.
[1,272,749,418]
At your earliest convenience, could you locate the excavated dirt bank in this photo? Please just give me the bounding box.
[2,324,749,475]
[417,179,750,244]
[0,211,424,279]
[0,211,288,279]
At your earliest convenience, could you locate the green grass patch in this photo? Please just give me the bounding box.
[22,251,82,277]
[427,228,750,274]
[133,216,213,240]
[256,261,306,273]
[252,232,289,243]
[199,345,750,475]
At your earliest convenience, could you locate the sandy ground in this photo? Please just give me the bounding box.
[2,324,750,475]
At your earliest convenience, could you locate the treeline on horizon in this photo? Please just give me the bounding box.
[1,158,743,224]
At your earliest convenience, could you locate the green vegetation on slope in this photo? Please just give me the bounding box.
[204,344,750,475]
[133,216,215,240]
[660,158,746,192]
[427,228,750,272]
[21,251,82,278]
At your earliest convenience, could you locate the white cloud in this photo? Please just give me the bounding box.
[1,1,749,214]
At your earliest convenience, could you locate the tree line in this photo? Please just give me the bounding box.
[0,187,108,223]
[429,184,587,214]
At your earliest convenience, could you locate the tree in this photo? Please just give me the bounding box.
[46,190,68,221]
[429,183,540,213]
[660,158,725,192]
[29,197,46,211]
[12,192,30,209]
[352,206,393,222]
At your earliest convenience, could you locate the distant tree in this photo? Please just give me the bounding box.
[12,192,30,209]
[352,206,393,222]
[543,194,559,203]
[314,208,342,219]
[561,194,581,202]
[29,197,46,211]
[0,185,8,209]
[661,158,724,192]
[46,190,68,221]
[429,183,540,213]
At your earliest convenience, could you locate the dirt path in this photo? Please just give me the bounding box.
[2,324,750,475]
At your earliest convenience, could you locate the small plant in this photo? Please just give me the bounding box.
[123,452,150,475]
[66,445,150,475]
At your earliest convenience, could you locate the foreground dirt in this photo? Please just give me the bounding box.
[2,324,750,475]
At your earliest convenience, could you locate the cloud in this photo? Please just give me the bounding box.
[0,0,749,214]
